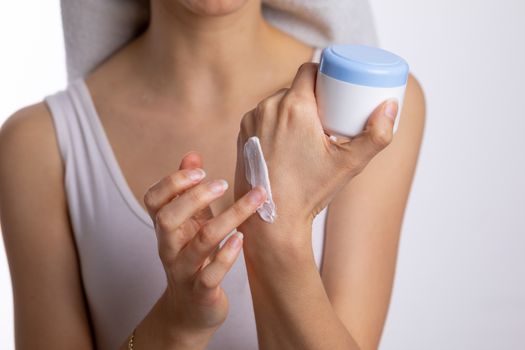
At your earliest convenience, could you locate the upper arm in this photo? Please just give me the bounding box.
[0,103,94,349]
[321,74,426,350]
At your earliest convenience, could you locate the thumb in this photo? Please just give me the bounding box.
[179,151,203,170]
[336,99,398,175]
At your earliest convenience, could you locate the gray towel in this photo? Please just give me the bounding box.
[61,0,378,81]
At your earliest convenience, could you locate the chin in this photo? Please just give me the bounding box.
[177,0,250,16]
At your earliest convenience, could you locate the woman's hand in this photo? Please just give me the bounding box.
[234,63,398,245]
[137,151,266,348]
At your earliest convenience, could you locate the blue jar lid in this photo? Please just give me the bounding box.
[319,44,409,87]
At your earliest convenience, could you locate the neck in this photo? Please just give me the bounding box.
[132,0,287,108]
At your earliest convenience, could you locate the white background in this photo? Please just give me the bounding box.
[1,1,524,349]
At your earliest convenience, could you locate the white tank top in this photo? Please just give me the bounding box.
[44,47,326,350]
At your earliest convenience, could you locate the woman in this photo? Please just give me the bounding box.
[0,0,425,349]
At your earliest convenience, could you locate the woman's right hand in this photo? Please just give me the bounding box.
[138,151,267,348]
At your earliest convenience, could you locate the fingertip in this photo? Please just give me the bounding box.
[186,167,206,182]
[179,151,203,170]
[383,98,399,122]
[247,186,267,205]
[365,99,398,132]
[228,231,244,250]
[254,185,267,197]
[297,61,317,73]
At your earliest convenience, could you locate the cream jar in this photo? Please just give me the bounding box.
[315,44,409,137]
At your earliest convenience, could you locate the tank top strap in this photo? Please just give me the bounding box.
[44,78,106,182]
[45,79,153,229]
[45,78,95,162]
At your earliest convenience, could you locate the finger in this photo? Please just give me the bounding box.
[239,109,256,141]
[144,151,205,219]
[280,63,320,126]
[177,186,266,277]
[143,167,206,220]
[195,231,244,291]
[253,90,288,136]
[337,99,398,175]
[201,244,221,269]
[289,62,318,98]
[155,179,230,262]
[179,151,203,170]
[199,221,241,268]
[179,151,215,225]
[155,178,229,234]
[253,88,288,119]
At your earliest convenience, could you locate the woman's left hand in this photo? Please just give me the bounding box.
[234,63,398,247]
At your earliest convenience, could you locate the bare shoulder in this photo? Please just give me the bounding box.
[0,99,66,238]
[401,73,426,135]
[0,102,62,186]
[0,100,64,239]
[0,103,94,347]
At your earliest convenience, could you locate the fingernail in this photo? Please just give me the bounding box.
[209,179,228,194]
[384,100,398,121]
[248,187,265,205]
[230,232,244,249]
[187,168,206,181]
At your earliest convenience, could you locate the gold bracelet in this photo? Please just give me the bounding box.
[128,329,136,350]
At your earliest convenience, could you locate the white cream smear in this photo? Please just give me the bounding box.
[243,136,276,223]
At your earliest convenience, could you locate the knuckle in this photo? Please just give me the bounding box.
[297,62,312,74]
[289,99,308,116]
[215,251,232,269]
[155,208,172,232]
[370,127,392,150]
[198,271,218,290]
[158,229,185,267]
[278,92,297,115]
[240,111,251,126]
[175,226,193,246]
[280,91,312,117]
[255,98,272,116]
[143,189,156,210]
[274,87,289,96]
[169,172,186,190]
[164,173,177,190]
[159,174,174,189]
[240,111,254,136]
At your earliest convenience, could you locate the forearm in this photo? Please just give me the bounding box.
[243,226,360,350]
[118,292,213,350]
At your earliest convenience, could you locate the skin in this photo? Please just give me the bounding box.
[0,0,425,349]
[235,64,419,350]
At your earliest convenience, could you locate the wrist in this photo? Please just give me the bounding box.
[240,216,315,270]
[242,210,311,241]
[134,292,214,350]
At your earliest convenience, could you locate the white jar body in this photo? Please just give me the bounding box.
[315,71,406,137]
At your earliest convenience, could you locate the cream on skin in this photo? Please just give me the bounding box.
[120,1,411,349]
[114,0,319,348]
